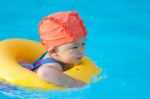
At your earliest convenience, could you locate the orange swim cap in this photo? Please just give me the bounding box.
[39,11,87,50]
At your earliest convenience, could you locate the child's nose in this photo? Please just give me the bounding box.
[78,46,84,54]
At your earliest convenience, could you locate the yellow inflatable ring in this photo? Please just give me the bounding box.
[0,39,102,90]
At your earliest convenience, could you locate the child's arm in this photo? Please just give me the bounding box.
[36,64,86,88]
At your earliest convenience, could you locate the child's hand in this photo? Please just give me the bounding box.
[73,80,86,88]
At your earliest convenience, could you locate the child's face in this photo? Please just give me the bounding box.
[56,38,85,65]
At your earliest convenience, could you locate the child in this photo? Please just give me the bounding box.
[20,11,87,88]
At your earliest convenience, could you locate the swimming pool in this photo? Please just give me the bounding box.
[0,0,150,99]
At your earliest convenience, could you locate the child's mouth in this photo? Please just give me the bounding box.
[77,57,82,60]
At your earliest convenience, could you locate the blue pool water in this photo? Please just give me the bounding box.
[0,0,150,99]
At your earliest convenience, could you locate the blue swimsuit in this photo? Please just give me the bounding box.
[21,52,60,71]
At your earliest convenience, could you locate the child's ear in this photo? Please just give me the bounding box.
[47,48,59,58]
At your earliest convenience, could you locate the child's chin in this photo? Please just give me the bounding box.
[67,60,81,65]
[74,60,81,65]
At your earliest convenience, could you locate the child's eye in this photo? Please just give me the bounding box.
[72,46,78,49]
[82,43,85,46]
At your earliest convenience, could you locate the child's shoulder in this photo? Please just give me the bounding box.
[39,53,63,71]
[40,52,72,71]
[41,53,59,65]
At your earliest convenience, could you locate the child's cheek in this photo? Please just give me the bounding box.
[70,49,76,53]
